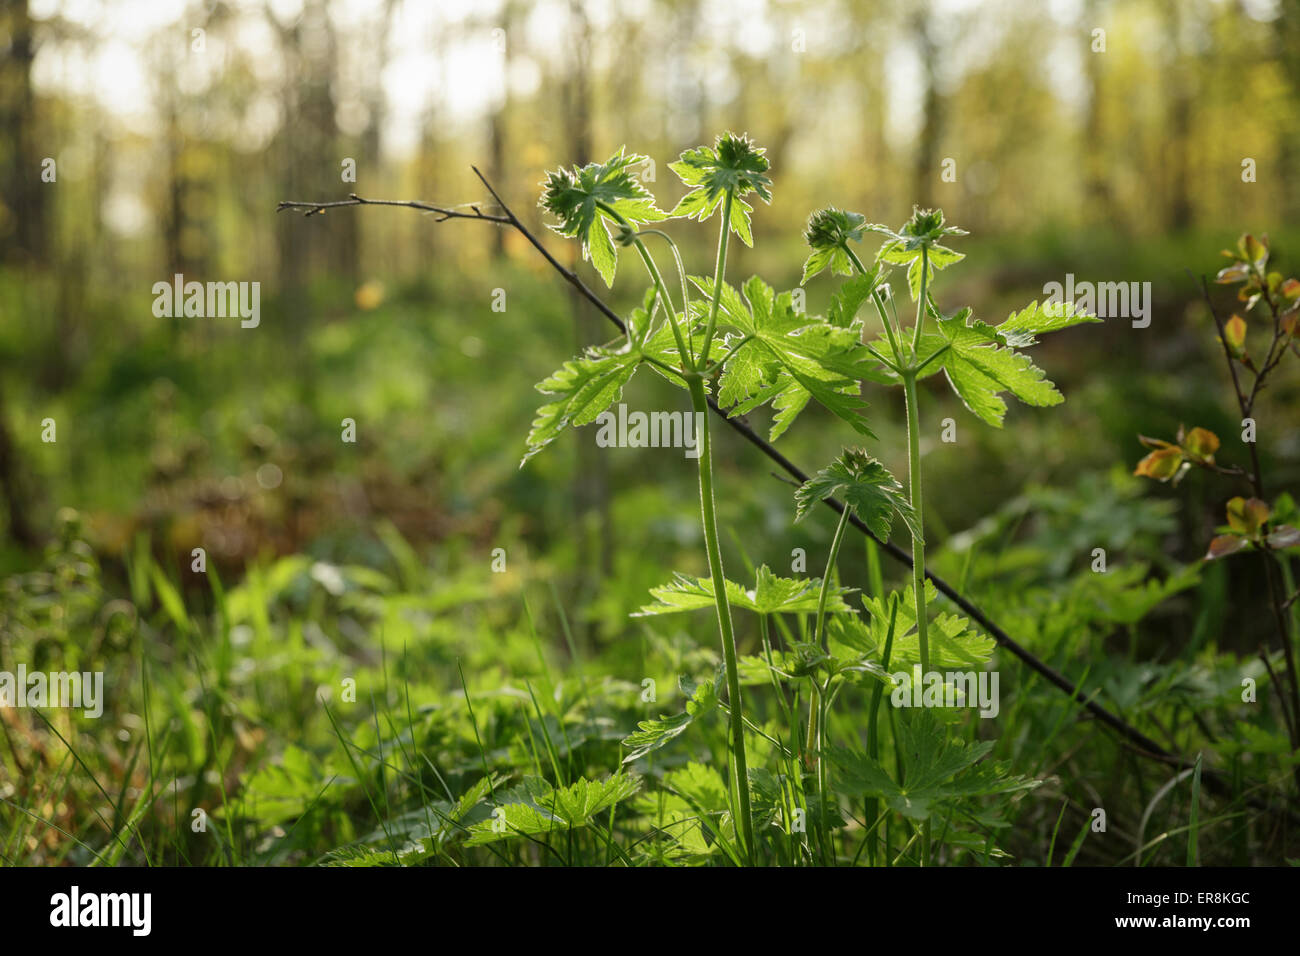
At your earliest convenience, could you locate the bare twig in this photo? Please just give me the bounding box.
[276,193,511,225]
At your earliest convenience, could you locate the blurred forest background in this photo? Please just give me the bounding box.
[3,0,1299,656]
[1,0,1299,865]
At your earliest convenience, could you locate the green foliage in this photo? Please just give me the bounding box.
[794,447,919,543]
[540,148,667,286]
[829,713,1039,821]
[837,581,995,671]
[802,207,872,283]
[621,675,718,762]
[695,274,876,440]
[872,207,968,301]
[521,344,640,464]
[669,132,772,246]
[634,565,855,617]
[465,773,641,845]
[936,311,1065,427]
[14,124,1289,871]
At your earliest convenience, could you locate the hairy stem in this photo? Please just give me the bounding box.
[597,202,692,365]
[698,191,734,368]
[903,370,931,866]
[901,374,930,676]
[815,506,853,653]
[639,229,694,359]
[845,246,902,364]
[865,595,899,866]
[805,503,853,857]
[687,373,754,861]
[911,246,930,359]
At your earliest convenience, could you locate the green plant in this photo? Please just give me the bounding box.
[521,130,1102,862]
[1134,233,1300,790]
[526,134,781,860]
[796,204,1096,860]
[264,140,1273,866]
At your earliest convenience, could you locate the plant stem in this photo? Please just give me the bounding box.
[815,506,853,652]
[901,373,930,676]
[911,246,930,359]
[866,595,899,866]
[597,202,692,365]
[806,504,853,862]
[1199,274,1300,789]
[698,191,734,368]
[846,240,933,860]
[843,245,904,363]
[845,249,930,675]
[902,369,931,867]
[637,228,694,357]
[687,373,754,861]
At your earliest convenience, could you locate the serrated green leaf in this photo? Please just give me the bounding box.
[996,299,1100,348]
[691,274,877,441]
[873,208,967,301]
[539,148,667,286]
[828,712,1038,821]
[828,271,885,328]
[801,207,885,283]
[522,346,641,464]
[793,448,919,544]
[465,773,641,845]
[855,582,995,670]
[669,133,772,245]
[937,313,1063,427]
[621,676,718,762]
[633,565,855,617]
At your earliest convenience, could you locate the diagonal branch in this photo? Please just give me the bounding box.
[277,178,1238,792]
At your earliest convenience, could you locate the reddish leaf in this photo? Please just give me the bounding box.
[1241,233,1269,268]
[1137,434,1175,450]
[1205,534,1249,561]
[1226,496,1270,537]
[1134,447,1183,481]
[1215,262,1250,284]
[1181,426,1220,461]
[1221,315,1247,356]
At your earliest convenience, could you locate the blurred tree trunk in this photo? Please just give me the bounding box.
[666,0,705,146]
[1082,0,1115,222]
[0,4,44,544]
[486,1,519,260]
[858,31,889,215]
[0,384,37,548]
[416,12,451,274]
[0,1,46,267]
[564,0,613,589]
[1273,3,1300,219]
[270,0,352,344]
[912,6,940,211]
[1162,0,1194,232]
[354,0,398,278]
